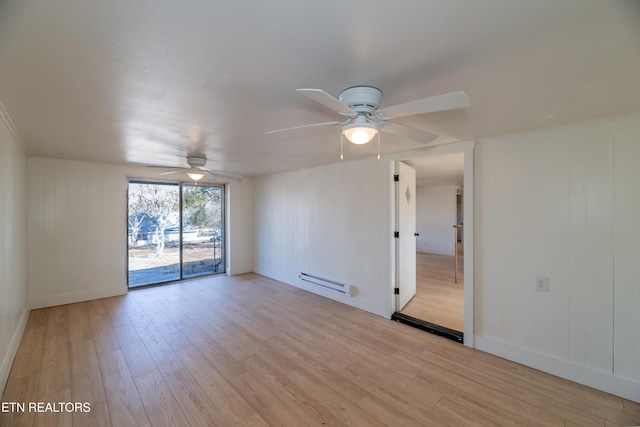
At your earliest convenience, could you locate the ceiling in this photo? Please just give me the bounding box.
[0,0,639,177]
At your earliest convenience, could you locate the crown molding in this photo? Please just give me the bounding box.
[0,102,30,156]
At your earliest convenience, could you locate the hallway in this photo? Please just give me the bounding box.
[400,251,464,332]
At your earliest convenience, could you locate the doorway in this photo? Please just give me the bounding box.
[391,146,473,346]
[127,180,225,287]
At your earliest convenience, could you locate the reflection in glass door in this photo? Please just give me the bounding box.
[182,185,224,278]
[127,181,225,288]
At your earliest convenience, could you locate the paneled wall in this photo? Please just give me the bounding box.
[415,184,457,255]
[0,111,29,392]
[254,158,392,316]
[474,114,640,401]
[28,158,128,308]
[27,157,255,308]
[613,116,640,387]
[227,178,254,275]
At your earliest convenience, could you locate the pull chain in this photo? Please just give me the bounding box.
[377,131,380,160]
[340,133,344,160]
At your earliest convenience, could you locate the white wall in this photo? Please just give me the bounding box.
[254,157,392,316]
[27,157,254,308]
[474,113,640,402]
[28,158,129,308]
[0,108,29,393]
[227,178,254,275]
[415,184,457,255]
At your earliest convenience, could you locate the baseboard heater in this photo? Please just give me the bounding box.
[299,272,353,296]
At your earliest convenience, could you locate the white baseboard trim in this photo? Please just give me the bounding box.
[475,336,640,403]
[0,308,29,395]
[29,285,128,309]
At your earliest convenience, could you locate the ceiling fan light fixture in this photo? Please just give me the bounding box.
[187,168,205,182]
[342,122,378,145]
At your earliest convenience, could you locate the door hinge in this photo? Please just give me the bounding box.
[394,231,399,238]
[394,288,400,295]
[393,174,399,182]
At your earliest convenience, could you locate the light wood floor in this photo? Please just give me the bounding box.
[2,273,639,427]
[401,251,464,331]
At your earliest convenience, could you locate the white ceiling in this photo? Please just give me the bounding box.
[0,0,639,177]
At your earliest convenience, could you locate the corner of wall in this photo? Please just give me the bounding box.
[0,103,30,395]
[228,177,255,275]
[0,308,29,395]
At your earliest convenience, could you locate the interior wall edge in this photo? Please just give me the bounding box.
[476,336,640,404]
[0,308,29,396]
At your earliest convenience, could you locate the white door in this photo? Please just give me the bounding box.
[396,161,417,311]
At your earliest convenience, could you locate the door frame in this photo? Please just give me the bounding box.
[394,161,417,312]
[389,141,475,348]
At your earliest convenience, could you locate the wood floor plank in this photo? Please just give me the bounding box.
[110,318,157,378]
[230,371,312,427]
[241,354,344,427]
[233,413,270,427]
[0,311,48,427]
[37,333,70,398]
[132,319,185,375]
[267,334,369,403]
[133,370,191,427]
[68,302,93,343]
[2,272,638,427]
[72,399,112,427]
[356,394,425,427]
[31,388,73,427]
[340,359,444,425]
[164,368,232,427]
[46,305,69,337]
[98,349,149,427]
[285,368,387,427]
[623,399,640,417]
[413,367,569,427]
[181,325,246,380]
[176,345,255,425]
[433,396,501,427]
[70,339,106,405]
[88,307,120,355]
[467,358,637,426]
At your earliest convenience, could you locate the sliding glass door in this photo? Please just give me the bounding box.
[127,180,224,287]
[182,184,224,278]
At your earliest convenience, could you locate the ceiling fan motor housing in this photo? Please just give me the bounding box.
[338,86,382,115]
[186,156,207,167]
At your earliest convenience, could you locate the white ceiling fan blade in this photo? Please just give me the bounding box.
[146,165,188,169]
[158,170,180,175]
[379,122,438,144]
[265,120,342,134]
[202,169,244,179]
[296,88,356,116]
[378,91,470,120]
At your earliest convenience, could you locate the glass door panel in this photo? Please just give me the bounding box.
[182,185,225,278]
[127,182,181,287]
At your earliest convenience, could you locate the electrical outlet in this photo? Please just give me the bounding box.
[533,276,549,292]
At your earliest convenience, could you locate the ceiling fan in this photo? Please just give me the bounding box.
[147,156,243,182]
[266,86,470,155]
